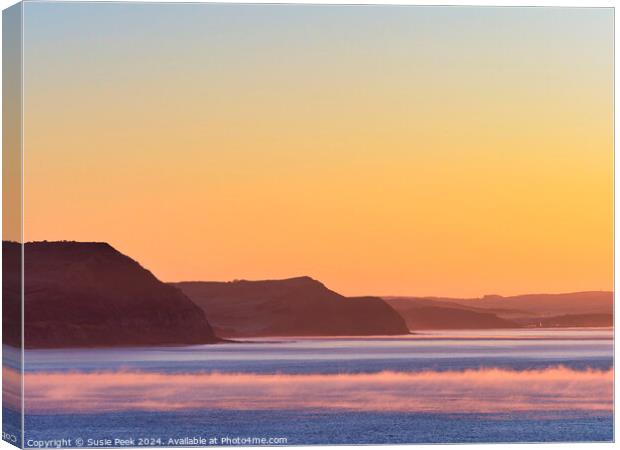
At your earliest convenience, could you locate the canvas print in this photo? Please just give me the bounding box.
[2,2,614,448]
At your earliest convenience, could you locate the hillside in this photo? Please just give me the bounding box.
[516,314,613,328]
[3,241,219,348]
[174,277,410,337]
[385,300,518,330]
[385,291,613,329]
[445,292,613,318]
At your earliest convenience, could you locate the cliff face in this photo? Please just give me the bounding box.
[174,277,410,337]
[3,242,21,347]
[4,241,218,348]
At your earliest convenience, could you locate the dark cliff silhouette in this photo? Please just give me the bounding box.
[3,241,21,347]
[3,241,218,348]
[386,291,613,329]
[385,302,518,330]
[174,276,410,337]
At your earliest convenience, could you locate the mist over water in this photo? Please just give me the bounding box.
[7,329,614,445]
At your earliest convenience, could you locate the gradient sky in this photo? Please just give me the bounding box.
[22,3,613,297]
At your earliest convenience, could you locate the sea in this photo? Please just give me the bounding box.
[2,329,614,447]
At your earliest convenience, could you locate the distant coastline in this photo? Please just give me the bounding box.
[3,240,613,349]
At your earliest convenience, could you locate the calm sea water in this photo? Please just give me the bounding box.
[3,329,614,446]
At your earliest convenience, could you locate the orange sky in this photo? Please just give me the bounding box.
[20,4,613,297]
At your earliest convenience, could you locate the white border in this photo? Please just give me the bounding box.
[0,1,616,450]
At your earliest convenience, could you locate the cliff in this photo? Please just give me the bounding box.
[175,276,410,337]
[3,241,219,348]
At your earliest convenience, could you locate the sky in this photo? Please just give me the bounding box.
[20,3,613,297]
